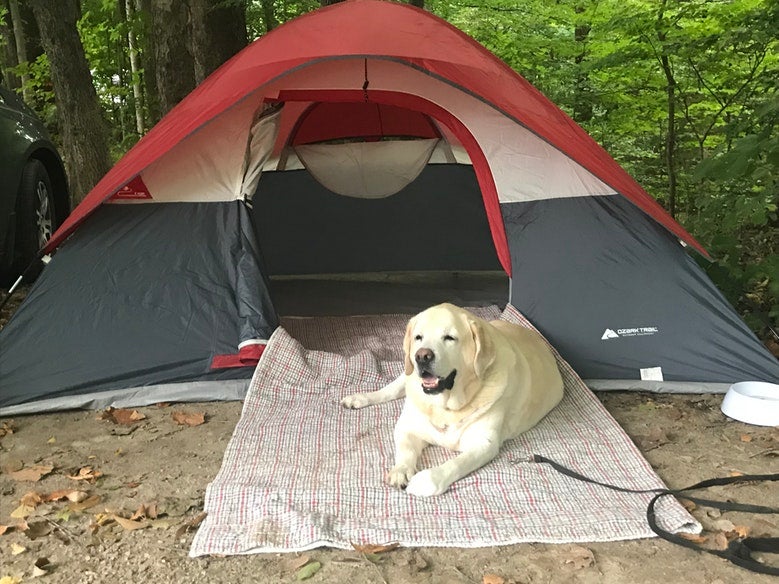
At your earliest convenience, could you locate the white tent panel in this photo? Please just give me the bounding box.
[125,57,615,205]
[295,138,438,198]
[367,60,618,202]
[138,97,258,202]
[241,105,282,199]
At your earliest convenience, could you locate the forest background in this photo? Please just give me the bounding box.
[1,0,777,341]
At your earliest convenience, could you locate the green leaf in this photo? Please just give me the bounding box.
[296,561,321,580]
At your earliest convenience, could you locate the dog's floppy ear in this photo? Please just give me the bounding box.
[469,319,495,379]
[403,316,417,376]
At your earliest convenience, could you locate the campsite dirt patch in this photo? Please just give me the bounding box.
[1,289,778,583]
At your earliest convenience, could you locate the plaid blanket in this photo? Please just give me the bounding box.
[190,305,699,555]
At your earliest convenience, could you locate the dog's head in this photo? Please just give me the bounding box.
[403,303,495,397]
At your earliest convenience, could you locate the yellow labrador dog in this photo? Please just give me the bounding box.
[341,303,564,497]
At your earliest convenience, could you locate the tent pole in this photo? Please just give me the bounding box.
[0,254,43,313]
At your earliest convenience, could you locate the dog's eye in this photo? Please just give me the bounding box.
[414,334,423,341]
[443,335,456,342]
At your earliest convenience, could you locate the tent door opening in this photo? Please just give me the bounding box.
[251,95,508,315]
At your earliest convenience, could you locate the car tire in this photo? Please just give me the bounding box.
[12,159,55,280]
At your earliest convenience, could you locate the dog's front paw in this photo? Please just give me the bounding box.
[340,393,371,409]
[405,469,447,497]
[386,464,416,489]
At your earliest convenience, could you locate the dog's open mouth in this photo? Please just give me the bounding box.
[420,369,457,395]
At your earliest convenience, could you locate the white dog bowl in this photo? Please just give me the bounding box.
[721,381,779,426]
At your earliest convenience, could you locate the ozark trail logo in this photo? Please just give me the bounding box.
[601,326,659,340]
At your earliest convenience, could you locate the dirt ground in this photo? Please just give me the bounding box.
[1,289,778,583]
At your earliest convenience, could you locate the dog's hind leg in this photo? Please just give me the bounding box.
[340,374,406,409]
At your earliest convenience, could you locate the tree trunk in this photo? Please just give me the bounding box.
[150,0,195,116]
[657,1,677,218]
[189,0,247,85]
[7,0,29,100]
[126,0,144,135]
[28,0,111,203]
[136,0,160,126]
[260,0,277,33]
[573,5,592,124]
[0,0,21,90]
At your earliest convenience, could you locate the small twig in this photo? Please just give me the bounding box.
[750,448,779,459]
[40,516,86,548]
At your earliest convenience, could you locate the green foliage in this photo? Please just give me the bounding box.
[13,54,57,132]
[691,90,779,332]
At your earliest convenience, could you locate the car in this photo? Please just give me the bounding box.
[0,83,69,284]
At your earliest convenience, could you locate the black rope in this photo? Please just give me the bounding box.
[526,454,779,576]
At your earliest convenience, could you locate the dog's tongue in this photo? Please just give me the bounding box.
[421,372,439,389]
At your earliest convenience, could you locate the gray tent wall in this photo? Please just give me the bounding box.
[502,195,779,392]
[254,166,502,274]
[252,161,778,392]
[0,201,277,414]
[1,150,778,413]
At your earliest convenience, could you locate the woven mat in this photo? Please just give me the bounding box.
[190,305,700,556]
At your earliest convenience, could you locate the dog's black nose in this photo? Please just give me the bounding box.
[415,348,434,364]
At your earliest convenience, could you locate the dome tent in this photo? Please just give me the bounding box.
[1,0,777,413]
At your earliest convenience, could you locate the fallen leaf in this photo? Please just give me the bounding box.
[679,532,707,544]
[634,427,669,451]
[45,490,89,504]
[351,542,399,554]
[10,464,54,482]
[712,519,736,533]
[296,561,321,580]
[68,494,101,512]
[10,505,36,519]
[174,511,207,539]
[563,545,595,569]
[55,509,72,522]
[740,434,752,443]
[0,576,22,584]
[0,420,16,437]
[90,513,116,532]
[725,525,751,540]
[711,532,729,550]
[3,458,24,473]
[678,498,696,512]
[10,544,26,556]
[0,525,11,536]
[47,437,56,444]
[32,557,51,578]
[67,466,102,483]
[20,492,44,507]
[98,407,146,425]
[130,503,158,521]
[728,471,744,477]
[112,515,148,531]
[483,575,506,584]
[171,411,206,426]
[283,555,311,571]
